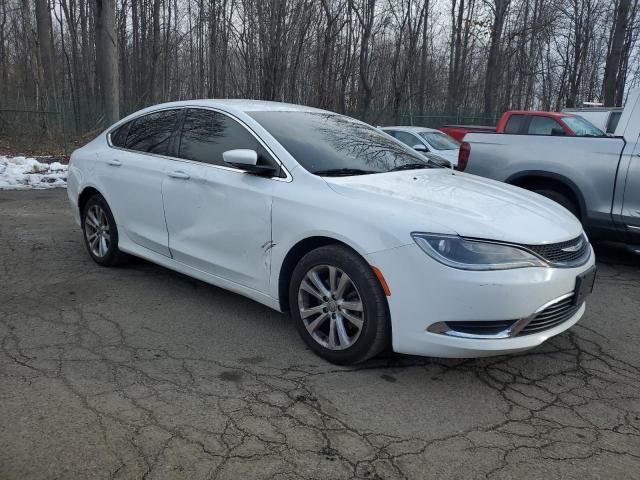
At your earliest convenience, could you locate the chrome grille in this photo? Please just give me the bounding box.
[519,294,581,335]
[523,235,589,266]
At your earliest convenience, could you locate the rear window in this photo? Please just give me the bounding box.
[419,132,460,150]
[504,115,527,134]
[125,110,180,154]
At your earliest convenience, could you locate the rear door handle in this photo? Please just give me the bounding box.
[107,159,122,167]
[168,170,190,180]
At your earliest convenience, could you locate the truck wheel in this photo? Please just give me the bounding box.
[533,189,580,219]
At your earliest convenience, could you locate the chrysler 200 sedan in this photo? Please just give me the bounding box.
[67,100,597,364]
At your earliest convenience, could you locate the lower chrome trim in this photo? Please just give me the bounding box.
[427,292,576,339]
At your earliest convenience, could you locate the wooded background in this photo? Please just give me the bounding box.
[0,0,638,147]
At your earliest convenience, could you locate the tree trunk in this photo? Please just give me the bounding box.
[93,0,119,126]
[35,0,56,107]
[602,0,631,106]
[483,0,510,117]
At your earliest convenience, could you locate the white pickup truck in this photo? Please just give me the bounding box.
[461,90,640,250]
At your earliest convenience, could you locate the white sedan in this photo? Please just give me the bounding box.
[67,100,596,364]
[381,126,461,166]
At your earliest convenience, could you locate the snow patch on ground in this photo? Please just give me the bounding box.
[0,156,68,190]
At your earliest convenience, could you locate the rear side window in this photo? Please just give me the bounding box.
[110,123,130,147]
[178,108,278,171]
[126,110,180,154]
[528,116,562,135]
[504,115,528,134]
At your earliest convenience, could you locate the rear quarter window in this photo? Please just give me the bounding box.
[110,122,130,148]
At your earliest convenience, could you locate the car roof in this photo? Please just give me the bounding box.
[380,126,440,133]
[140,99,332,114]
[505,110,573,119]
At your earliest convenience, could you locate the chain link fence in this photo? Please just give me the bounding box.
[0,108,70,156]
[0,104,498,157]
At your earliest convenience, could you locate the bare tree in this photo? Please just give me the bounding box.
[483,0,510,116]
[93,0,119,126]
[35,0,57,108]
[2,0,640,143]
[603,0,632,106]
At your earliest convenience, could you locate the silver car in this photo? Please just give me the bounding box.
[381,126,461,166]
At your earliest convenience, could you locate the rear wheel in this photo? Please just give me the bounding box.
[289,245,390,365]
[82,194,129,267]
[533,189,580,219]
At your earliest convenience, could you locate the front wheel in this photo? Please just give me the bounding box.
[289,245,390,365]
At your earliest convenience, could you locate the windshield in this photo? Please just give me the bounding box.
[248,111,437,175]
[419,131,460,150]
[563,116,605,137]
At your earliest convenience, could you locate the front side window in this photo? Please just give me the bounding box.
[419,132,460,150]
[528,116,563,135]
[178,108,278,172]
[563,116,605,137]
[126,109,180,154]
[249,111,438,175]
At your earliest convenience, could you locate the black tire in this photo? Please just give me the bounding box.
[289,244,390,365]
[81,194,129,267]
[533,189,580,219]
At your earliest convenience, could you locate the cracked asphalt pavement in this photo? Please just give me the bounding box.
[1,189,640,480]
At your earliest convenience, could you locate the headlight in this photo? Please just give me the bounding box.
[411,233,547,270]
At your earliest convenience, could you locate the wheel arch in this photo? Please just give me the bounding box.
[506,171,586,221]
[78,186,103,219]
[278,236,367,312]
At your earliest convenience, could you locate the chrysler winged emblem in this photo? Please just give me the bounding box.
[561,238,583,253]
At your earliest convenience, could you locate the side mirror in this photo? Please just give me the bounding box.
[551,128,566,136]
[222,149,276,176]
[413,144,428,152]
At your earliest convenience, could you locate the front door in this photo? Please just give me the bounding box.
[162,108,278,293]
[622,143,640,234]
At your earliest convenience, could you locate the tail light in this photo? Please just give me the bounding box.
[458,142,470,171]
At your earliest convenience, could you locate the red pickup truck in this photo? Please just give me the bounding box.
[440,111,604,141]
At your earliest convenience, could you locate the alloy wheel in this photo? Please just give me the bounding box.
[297,265,365,350]
[84,204,110,258]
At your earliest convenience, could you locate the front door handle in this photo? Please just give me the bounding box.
[107,159,122,167]
[168,170,190,180]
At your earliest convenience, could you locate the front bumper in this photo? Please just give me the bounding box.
[366,243,595,358]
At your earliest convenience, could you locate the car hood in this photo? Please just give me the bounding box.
[324,169,583,245]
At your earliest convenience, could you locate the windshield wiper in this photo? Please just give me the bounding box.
[314,168,380,177]
[389,162,432,172]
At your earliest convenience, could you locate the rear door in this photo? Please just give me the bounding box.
[100,109,180,256]
[161,108,278,292]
